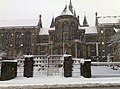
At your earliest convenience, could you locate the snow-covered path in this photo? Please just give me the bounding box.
[1,65,120,88]
[1,76,120,88]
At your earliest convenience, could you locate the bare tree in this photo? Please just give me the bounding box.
[109,28,120,56]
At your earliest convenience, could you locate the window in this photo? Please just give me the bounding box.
[62,21,69,32]
[24,31,31,46]
[69,22,76,39]
[15,32,21,48]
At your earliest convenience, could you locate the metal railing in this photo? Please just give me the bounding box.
[17,55,64,77]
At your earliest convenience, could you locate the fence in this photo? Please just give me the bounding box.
[17,55,64,77]
[17,55,120,78]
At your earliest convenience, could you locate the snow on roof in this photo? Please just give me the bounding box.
[114,28,120,33]
[39,28,49,35]
[24,55,34,58]
[2,60,17,62]
[0,26,37,29]
[81,26,98,34]
[60,8,73,16]
[39,27,55,35]
[98,16,120,24]
[49,27,55,30]
[0,19,38,27]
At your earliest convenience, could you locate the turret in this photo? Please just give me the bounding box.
[95,12,98,26]
[37,14,43,28]
[50,16,55,28]
[74,9,76,17]
[83,14,89,27]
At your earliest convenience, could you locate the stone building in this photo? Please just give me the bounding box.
[95,13,120,61]
[1,0,118,61]
[0,26,38,58]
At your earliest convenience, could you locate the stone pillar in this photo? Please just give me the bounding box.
[0,60,17,81]
[81,59,91,78]
[63,55,73,77]
[24,55,34,78]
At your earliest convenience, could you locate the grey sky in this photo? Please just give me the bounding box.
[0,0,120,27]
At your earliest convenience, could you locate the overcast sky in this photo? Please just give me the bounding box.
[0,0,120,27]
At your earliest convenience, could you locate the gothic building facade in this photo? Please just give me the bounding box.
[95,13,120,61]
[0,0,119,61]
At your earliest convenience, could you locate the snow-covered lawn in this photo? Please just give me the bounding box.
[1,66,120,88]
[1,76,120,88]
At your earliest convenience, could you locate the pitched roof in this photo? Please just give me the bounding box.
[81,26,98,34]
[0,19,38,27]
[98,16,120,24]
[114,27,120,33]
[39,27,55,35]
[60,5,73,16]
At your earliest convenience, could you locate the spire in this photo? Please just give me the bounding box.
[50,16,55,28]
[83,14,89,27]
[77,15,81,26]
[37,14,43,28]
[74,9,76,17]
[69,0,73,14]
[95,12,98,26]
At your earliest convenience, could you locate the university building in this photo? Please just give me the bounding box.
[0,0,120,61]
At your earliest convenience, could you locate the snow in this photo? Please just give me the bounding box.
[63,54,72,57]
[1,75,120,88]
[81,26,98,34]
[1,62,120,88]
[98,16,120,24]
[114,27,120,33]
[60,8,73,16]
[1,57,120,88]
[2,60,17,62]
[0,19,38,27]
[39,27,55,35]
[39,28,49,35]
[23,55,34,58]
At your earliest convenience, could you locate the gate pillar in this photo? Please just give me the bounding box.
[24,55,34,78]
[80,59,91,78]
[63,55,73,77]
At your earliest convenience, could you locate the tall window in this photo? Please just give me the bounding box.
[24,31,31,46]
[69,22,76,40]
[15,32,21,48]
[62,21,69,32]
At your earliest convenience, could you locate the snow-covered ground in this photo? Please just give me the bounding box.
[1,65,120,88]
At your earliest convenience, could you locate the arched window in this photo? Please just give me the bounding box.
[70,22,76,32]
[62,21,69,32]
[69,22,76,40]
